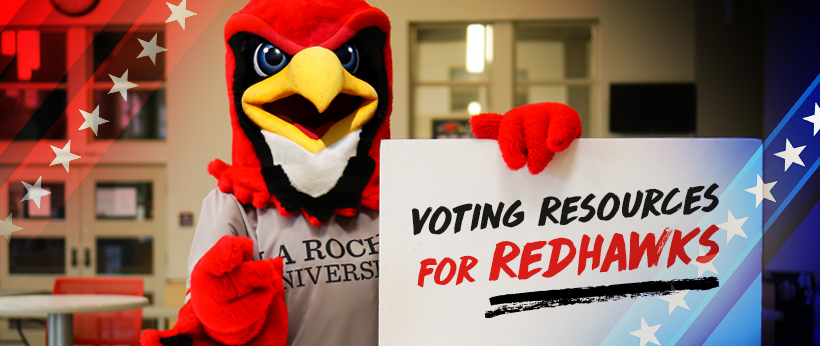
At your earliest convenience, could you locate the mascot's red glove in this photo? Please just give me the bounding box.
[471,102,583,174]
[140,236,287,346]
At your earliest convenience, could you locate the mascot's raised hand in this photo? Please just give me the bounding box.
[140,236,287,346]
[471,102,583,174]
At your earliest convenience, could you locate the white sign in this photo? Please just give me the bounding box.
[380,139,762,345]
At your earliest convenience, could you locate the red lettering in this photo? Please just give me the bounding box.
[578,234,604,275]
[456,256,478,285]
[519,241,547,280]
[489,241,520,281]
[601,233,627,272]
[434,257,457,285]
[418,258,436,287]
[542,238,576,278]
[667,228,701,267]
[696,225,720,263]
[629,229,671,270]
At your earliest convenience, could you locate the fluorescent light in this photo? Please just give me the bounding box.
[485,25,493,63]
[466,24,485,73]
[468,101,482,115]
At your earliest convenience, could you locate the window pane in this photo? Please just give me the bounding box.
[416,25,490,82]
[0,30,67,83]
[93,29,165,82]
[515,84,567,106]
[93,89,166,140]
[415,85,489,117]
[0,88,67,140]
[567,85,591,137]
[8,181,66,219]
[95,182,153,220]
[96,237,153,275]
[515,25,590,80]
[516,84,590,138]
[9,238,66,274]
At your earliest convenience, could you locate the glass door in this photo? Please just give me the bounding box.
[0,165,82,292]
[79,165,166,306]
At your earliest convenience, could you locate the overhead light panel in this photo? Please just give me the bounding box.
[466,24,485,73]
[485,25,493,63]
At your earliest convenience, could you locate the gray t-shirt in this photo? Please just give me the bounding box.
[188,189,379,346]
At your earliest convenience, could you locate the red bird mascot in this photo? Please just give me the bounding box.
[141,0,581,345]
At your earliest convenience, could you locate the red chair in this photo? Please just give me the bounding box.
[52,277,144,346]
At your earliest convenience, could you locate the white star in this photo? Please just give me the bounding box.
[0,214,23,243]
[137,34,167,64]
[109,70,138,101]
[693,246,719,278]
[774,139,805,172]
[659,287,690,314]
[718,210,748,243]
[745,174,776,207]
[21,177,51,210]
[629,317,661,346]
[166,0,196,30]
[50,141,81,173]
[804,103,820,136]
[78,106,108,135]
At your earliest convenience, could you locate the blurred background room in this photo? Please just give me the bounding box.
[0,0,817,345]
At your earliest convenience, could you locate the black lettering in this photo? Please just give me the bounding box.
[325,264,342,283]
[702,183,719,212]
[429,207,452,234]
[342,263,359,282]
[578,194,596,222]
[283,270,294,289]
[346,239,366,258]
[597,193,620,221]
[326,238,345,258]
[481,202,504,229]
[365,235,379,255]
[622,191,643,218]
[303,240,325,261]
[305,266,323,284]
[294,268,306,287]
[412,207,432,235]
[453,203,473,233]
[538,197,561,226]
[641,189,663,219]
[373,259,380,278]
[684,185,705,215]
[561,196,581,225]
[360,261,375,279]
[503,200,525,227]
[661,188,682,215]
[278,245,295,264]
[470,204,481,230]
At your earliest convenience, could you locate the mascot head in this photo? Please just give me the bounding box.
[209,0,392,225]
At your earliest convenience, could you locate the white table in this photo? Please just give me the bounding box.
[0,294,149,346]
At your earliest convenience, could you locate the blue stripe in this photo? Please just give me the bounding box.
[764,149,820,231]
[667,229,762,344]
[763,72,820,149]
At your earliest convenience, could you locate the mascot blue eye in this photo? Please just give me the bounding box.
[254,43,289,77]
[334,44,359,73]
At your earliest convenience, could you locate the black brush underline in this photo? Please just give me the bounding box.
[485,277,719,318]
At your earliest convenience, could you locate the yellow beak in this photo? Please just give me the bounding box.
[241,46,379,153]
